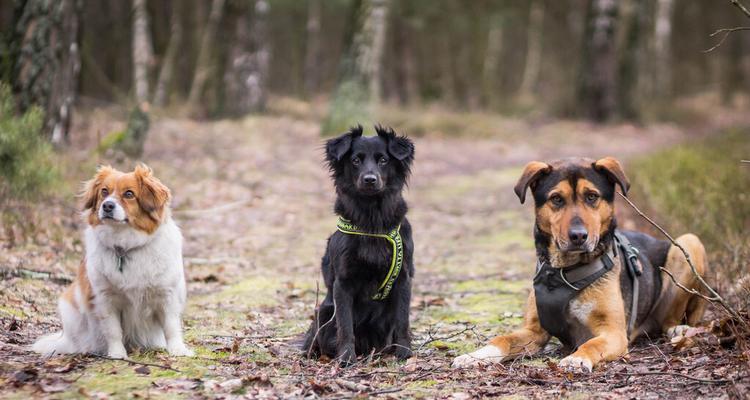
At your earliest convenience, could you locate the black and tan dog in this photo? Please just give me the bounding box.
[452,157,707,372]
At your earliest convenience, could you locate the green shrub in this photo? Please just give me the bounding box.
[629,129,750,299]
[0,82,57,202]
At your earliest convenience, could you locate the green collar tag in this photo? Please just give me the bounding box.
[336,217,404,300]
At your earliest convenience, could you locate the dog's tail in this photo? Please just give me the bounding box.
[32,332,74,356]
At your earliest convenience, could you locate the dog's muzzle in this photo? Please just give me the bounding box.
[99,197,128,223]
[357,173,383,192]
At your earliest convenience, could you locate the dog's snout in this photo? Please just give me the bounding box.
[102,200,116,214]
[568,226,588,246]
[363,174,378,185]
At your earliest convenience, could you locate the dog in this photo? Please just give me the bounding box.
[452,157,707,372]
[33,164,193,359]
[301,126,415,366]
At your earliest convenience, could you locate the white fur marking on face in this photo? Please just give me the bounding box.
[451,345,506,368]
[99,195,128,223]
[569,298,594,324]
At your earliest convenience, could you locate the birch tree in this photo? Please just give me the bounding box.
[188,0,227,114]
[132,0,153,105]
[153,1,183,107]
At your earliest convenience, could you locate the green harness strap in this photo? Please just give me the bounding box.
[336,217,404,300]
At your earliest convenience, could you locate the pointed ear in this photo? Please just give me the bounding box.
[325,125,362,162]
[80,165,116,211]
[377,125,414,161]
[593,157,630,196]
[134,164,171,221]
[514,161,552,204]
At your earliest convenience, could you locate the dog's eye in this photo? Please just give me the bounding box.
[549,194,564,207]
[585,192,599,204]
[378,156,388,165]
[123,190,135,199]
[352,157,361,166]
[101,188,109,197]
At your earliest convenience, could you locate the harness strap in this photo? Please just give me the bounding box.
[336,217,403,301]
[614,231,643,333]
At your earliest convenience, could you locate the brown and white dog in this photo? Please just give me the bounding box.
[33,165,193,359]
[452,157,707,372]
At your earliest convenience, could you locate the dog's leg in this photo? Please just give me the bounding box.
[333,279,357,366]
[391,280,413,360]
[452,292,550,368]
[161,306,193,357]
[96,300,128,359]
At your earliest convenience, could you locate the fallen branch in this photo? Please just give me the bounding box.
[0,267,73,285]
[731,0,750,19]
[613,371,741,385]
[87,354,181,372]
[617,192,747,328]
[741,160,750,164]
[704,26,750,53]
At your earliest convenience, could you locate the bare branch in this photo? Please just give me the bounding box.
[616,192,747,328]
[731,0,750,19]
[704,26,750,53]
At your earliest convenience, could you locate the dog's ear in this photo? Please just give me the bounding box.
[134,164,171,221]
[376,125,414,161]
[514,161,552,204]
[325,125,363,162]
[593,157,630,196]
[80,165,116,211]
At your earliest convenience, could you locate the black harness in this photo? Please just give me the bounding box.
[533,231,644,349]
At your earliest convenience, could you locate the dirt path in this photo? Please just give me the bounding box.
[1,114,748,398]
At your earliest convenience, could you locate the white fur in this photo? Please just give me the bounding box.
[569,298,594,325]
[559,354,593,372]
[451,344,507,368]
[99,195,128,223]
[33,213,193,358]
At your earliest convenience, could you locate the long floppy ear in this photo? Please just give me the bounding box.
[514,161,552,204]
[134,164,171,221]
[80,165,116,211]
[376,125,414,162]
[325,125,363,163]
[593,157,630,196]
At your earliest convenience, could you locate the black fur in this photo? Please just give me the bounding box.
[302,125,415,366]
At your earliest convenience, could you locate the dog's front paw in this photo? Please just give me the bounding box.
[107,344,128,359]
[666,325,691,339]
[337,347,357,367]
[559,355,594,373]
[451,345,505,369]
[167,342,195,357]
[393,346,413,361]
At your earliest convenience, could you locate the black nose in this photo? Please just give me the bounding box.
[568,226,588,246]
[102,201,115,213]
[363,174,377,185]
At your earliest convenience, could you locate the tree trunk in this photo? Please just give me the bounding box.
[518,0,544,103]
[577,0,619,122]
[322,0,391,134]
[11,0,81,146]
[223,0,270,115]
[153,0,183,107]
[616,0,644,120]
[303,0,322,98]
[132,0,153,105]
[653,0,674,99]
[187,0,226,114]
[482,14,503,108]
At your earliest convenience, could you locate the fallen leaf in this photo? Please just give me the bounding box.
[134,366,151,375]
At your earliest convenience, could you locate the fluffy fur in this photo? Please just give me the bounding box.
[32,165,193,359]
[301,126,416,366]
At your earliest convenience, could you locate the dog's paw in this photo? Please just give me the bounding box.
[107,344,128,359]
[337,347,357,367]
[393,346,413,361]
[451,345,505,369]
[666,325,691,340]
[559,355,594,373]
[167,342,195,357]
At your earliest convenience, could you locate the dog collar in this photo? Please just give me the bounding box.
[336,217,403,300]
[112,245,142,273]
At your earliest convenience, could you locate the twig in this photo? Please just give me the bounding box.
[704,27,750,53]
[731,0,750,19]
[0,267,73,285]
[741,160,750,164]
[616,192,747,328]
[613,371,741,385]
[88,354,181,372]
[417,323,476,351]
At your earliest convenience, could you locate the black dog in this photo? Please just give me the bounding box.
[302,125,415,366]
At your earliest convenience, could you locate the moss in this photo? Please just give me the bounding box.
[0,306,26,318]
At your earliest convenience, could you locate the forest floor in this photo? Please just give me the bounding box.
[1,102,749,399]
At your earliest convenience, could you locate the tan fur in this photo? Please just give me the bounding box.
[61,260,94,311]
[489,291,550,356]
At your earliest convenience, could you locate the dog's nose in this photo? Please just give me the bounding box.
[568,226,588,246]
[363,174,377,185]
[102,201,116,213]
